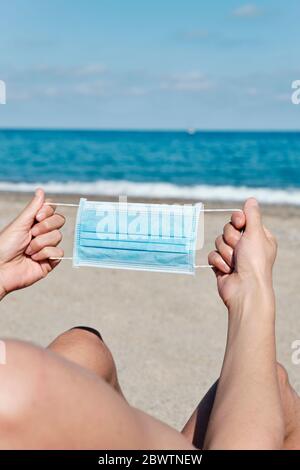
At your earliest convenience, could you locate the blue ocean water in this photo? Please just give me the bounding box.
[0,129,299,204]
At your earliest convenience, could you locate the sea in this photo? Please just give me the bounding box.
[0,129,299,205]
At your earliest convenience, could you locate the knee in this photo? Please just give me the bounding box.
[48,326,115,381]
[49,326,103,356]
[63,326,102,342]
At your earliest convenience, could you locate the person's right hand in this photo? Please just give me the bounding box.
[208,198,277,311]
[0,189,65,299]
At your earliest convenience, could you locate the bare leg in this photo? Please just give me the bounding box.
[48,326,123,396]
[49,327,300,450]
[182,363,300,450]
[49,327,217,448]
[50,328,295,450]
[50,327,217,449]
[0,339,194,449]
[51,327,217,449]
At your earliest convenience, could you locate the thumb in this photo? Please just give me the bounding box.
[243,198,263,234]
[13,188,45,229]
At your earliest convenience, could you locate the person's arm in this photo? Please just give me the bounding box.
[205,198,284,449]
[0,189,65,300]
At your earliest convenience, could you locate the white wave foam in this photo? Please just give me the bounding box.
[0,180,300,205]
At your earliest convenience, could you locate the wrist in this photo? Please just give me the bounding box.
[228,278,275,319]
[226,283,276,356]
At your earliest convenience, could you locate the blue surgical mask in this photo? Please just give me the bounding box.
[73,198,204,274]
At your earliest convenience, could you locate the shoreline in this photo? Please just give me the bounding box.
[0,179,300,207]
[1,190,300,217]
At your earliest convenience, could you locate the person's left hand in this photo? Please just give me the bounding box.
[0,188,65,299]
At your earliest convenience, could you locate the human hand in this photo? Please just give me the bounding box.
[208,198,277,312]
[0,189,65,299]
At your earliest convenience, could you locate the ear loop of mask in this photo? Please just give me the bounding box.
[44,202,243,267]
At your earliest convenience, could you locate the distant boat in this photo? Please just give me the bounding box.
[187,127,196,135]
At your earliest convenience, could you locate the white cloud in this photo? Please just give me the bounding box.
[246,87,259,96]
[233,4,262,18]
[75,64,108,77]
[160,72,213,92]
[180,29,209,40]
[126,86,149,96]
[4,63,110,101]
[42,86,60,97]
[9,80,108,101]
[30,63,107,78]
[72,81,107,96]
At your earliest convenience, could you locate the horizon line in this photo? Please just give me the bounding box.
[0,127,300,133]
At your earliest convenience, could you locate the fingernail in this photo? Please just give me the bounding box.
[249,197,258,206]
[36,211,44,221]
[35,188,43,197]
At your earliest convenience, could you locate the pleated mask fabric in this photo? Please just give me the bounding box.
[73,198,203,274]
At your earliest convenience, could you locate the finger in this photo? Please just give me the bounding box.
[25,230,62,255]
[208,250,231,274]
[48,258,62,270]
[223,223,242,248]
[38,258,63,276]
[231,210,246,230]
[13,188,45,229]
[243,198,263,234]
[31,214,65,237]
[35,203,55,222]
[31,246,64,262]
[212,267,228,284]
[39,260,53,276]
[215,235,234,267]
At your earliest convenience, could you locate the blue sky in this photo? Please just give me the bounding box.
[0,0,299,129]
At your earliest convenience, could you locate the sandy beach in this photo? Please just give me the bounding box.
[0,191,300,431]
